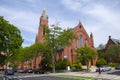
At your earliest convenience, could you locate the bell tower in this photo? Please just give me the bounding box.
[35,7,48,42]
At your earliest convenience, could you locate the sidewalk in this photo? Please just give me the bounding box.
[50,71,120,80]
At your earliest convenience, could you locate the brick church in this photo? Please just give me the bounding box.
[34,8,97,69]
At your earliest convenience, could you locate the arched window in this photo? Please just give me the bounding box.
[43,27,45,35]
[75,39,78,48]
[85,39,87,46]
[80,35,83,47]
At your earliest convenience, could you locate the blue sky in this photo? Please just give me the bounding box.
[0,0,120,48]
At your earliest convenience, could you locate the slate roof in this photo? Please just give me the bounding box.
[111,38,120,45]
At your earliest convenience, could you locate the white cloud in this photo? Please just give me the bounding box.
[61,0,95,12]
[1,0,120,47]
[61,0,120,47]
[86,4,120,29]
[0,5,41,47]
[0,5,39,33]
[61,0,81,11]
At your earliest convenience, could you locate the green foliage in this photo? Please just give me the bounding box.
[108,63,119,67]
[0,54,6,66]
[44,24,77,72]
[40,58,52,71]
[96,58,107,67]
[71,63,82,70]
[97,49,105,59]
[0,16,23,54]
[44,24,77,53]
[105,45,120,63]
[40,48,52,71]
[55,59,71,70]
[7,42,51,69]
[63,59,71,66]
[76,47,97,71]
[76,47,97,64]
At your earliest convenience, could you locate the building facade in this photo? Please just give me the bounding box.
[35,8,97,68]
[105,36,120,50]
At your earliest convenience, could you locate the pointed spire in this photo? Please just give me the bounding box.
[77,20,82,29]
[79,20,82,24]
[43,5,46,11]
[41,6,48,20]
[90,32,93,38]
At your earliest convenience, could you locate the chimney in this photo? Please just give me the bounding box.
[109,36,111,39]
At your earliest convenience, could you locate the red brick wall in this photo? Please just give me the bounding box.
[58,22,96,65]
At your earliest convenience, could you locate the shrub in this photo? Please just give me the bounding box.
[55,59,71,70]
[40,58,52,71]
[96,58,107,67]
[108,63,119,67]
[71,63,82,70]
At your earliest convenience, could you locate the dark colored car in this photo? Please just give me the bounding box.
[34,69,45,74]
[115,65,120,70]
[24,69,33,73]
[4,69,14,75]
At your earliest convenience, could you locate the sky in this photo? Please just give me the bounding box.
[0,0,120,48]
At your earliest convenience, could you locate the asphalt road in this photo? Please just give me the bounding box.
[22,76,76,80]
[1,69,120,80]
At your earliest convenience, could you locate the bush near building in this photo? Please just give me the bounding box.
[55,59,71,70]
[96,58,107,67]
[71,63,82,70]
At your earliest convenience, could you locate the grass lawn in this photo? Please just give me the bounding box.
[54,75,102,80]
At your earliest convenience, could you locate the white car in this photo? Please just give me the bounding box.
[96,66,112,72]
[100,66,112,72]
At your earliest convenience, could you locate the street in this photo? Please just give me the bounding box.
[22,75,76,80]
[0,69,120,80]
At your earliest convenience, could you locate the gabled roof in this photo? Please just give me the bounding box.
[72,21,90,38]
[111,38,120,45]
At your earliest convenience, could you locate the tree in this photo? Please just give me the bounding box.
[0,16,23,67]
[105,45,120,63]
[44,24,77,73]
[96,58,107,67]
[9,42,51,69]
[0,54,6,67]
[25,42,51,69]
[0,16,23,54]
[76,47,97,71]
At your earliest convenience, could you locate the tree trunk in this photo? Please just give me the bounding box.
[51,49,55,73]
[34,53,38,69]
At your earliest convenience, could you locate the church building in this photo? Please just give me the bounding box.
[35,8,96,68]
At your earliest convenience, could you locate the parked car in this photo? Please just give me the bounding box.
[16,69,24,73]
[96,66,112,72]
[5,76,23,80]
[34,69,45,74]
[115,65,120,70]
[0,74,4,80]
[24,69,33,73]
[4,69,14,75]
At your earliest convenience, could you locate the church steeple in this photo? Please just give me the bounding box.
[40,6,48,20]
[39,7,48,27]
[36,7,49,43]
